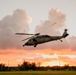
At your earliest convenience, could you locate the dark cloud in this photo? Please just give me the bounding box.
[0,9,32,49]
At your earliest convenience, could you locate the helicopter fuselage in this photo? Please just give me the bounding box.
[16,29,69,47]
[24,35,62,47]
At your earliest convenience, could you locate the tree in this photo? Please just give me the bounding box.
[19,61,30,71]
[0,63,6,71]
[30,62,36,70]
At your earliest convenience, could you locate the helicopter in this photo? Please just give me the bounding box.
[15,23,69,47]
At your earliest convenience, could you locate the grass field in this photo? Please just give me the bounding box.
[0,71,76,75]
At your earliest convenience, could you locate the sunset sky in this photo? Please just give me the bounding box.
[0,0,76,66]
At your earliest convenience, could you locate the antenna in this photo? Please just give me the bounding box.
[39,22,56,34]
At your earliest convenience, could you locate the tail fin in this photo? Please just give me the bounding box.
[62,29,69,38]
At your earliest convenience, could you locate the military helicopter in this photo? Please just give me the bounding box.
[15,23,69,47]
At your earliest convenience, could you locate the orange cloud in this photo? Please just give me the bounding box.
[0,48,76,66]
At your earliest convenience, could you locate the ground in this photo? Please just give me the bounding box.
[0,71,76,75]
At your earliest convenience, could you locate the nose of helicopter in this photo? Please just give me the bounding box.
[25,42,29,45]
[23,42,29,47]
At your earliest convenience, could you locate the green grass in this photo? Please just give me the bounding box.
[0,71,76,75]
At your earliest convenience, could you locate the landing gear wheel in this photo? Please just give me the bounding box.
[34,44,37,47]
[33,38,37,47]
[60,39,63,42]
[23,44,25,47]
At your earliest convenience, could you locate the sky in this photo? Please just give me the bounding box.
[0,0,76,66]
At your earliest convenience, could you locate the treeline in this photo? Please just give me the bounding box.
[0,61,76,71]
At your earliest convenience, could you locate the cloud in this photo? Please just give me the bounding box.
[67,36,76,50]
[0,8,76,51]
[35,8,66,35]
[34,8,70,50]
[34,8,76,51]
[0,9,32,49]
[48,8,66,29]
[0,49,76,66]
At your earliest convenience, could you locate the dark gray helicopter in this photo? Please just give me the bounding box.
[15,28,69,47]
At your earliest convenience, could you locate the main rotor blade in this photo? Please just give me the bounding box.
[15,33,34,35]
[22,36,34,41]
[15,33,40,35]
